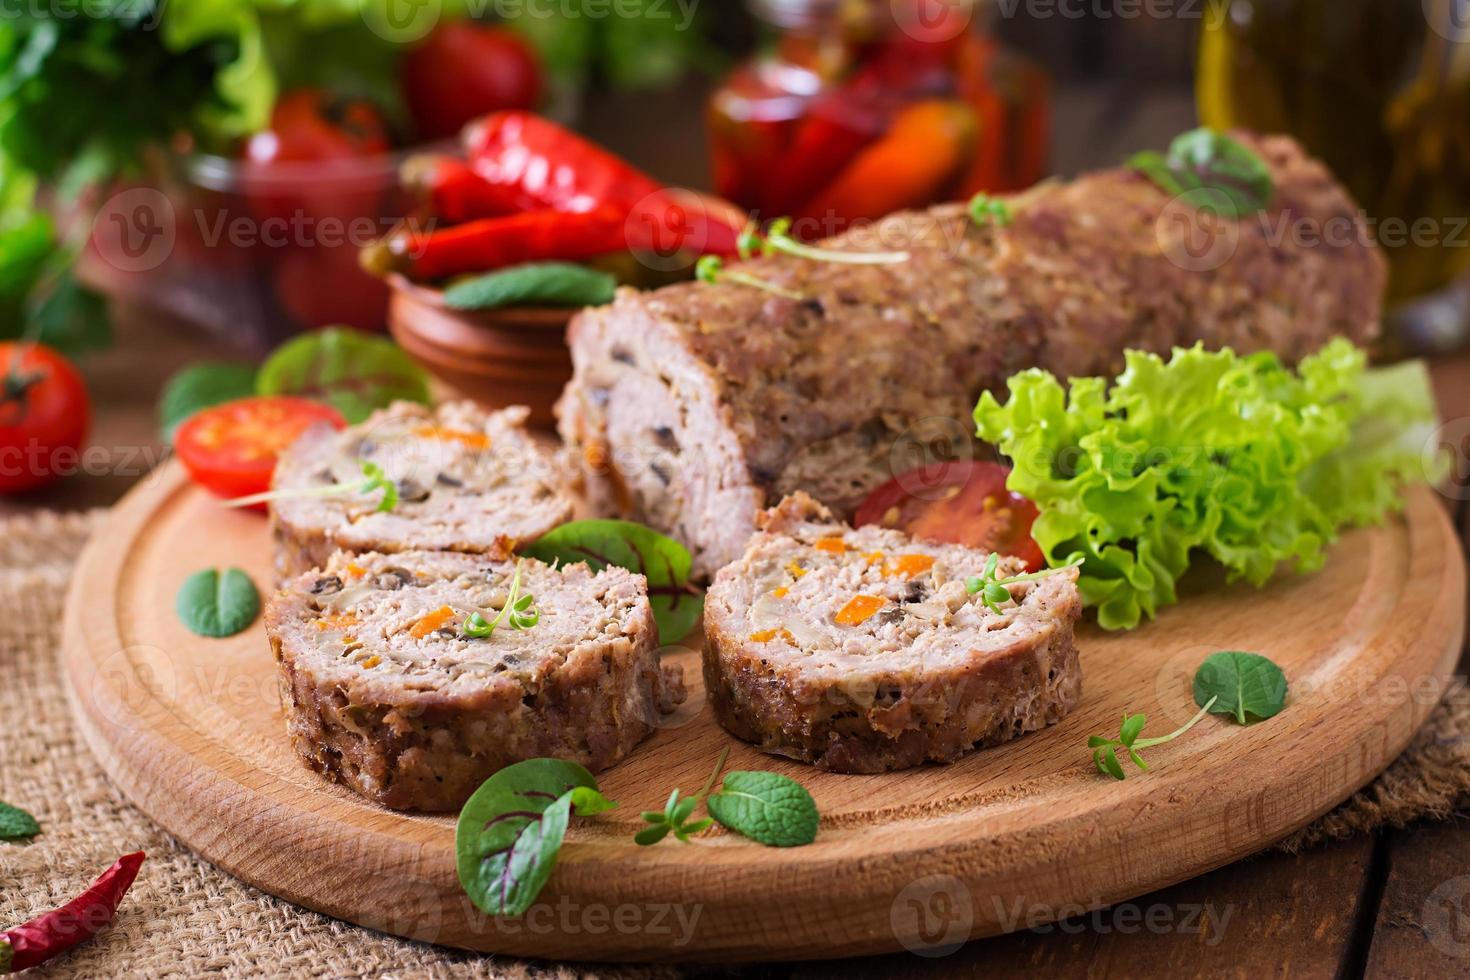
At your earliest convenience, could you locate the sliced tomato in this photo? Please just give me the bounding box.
[854,460,1045,571]
[175,397,345,503]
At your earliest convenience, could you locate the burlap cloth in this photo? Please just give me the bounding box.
[3,510,1468,977]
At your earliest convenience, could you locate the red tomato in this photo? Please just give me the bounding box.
[273,244,390,331]
[242,89,392,226]
[854,460,1045,571]
[402,22,542,141]
[0,343,91,494]
[175,397,345,502]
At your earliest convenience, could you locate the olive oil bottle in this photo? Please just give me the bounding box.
[1198,0,1470,330]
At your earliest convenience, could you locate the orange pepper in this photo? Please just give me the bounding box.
[835,594,889,626]
[750,627,796,644]
[798,100,976,225]
[409,606,457,639]
[814,536,848,555]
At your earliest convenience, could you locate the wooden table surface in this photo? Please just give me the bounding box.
[6,304,1467,978]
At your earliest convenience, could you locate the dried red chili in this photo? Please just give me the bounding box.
[364,207,633,281]
[1,851,145,973]
[463,110,664,214]
[401,155,521,225]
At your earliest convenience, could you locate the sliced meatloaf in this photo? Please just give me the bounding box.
[704,494,1082,773]
[266,549,685,811]
[558,133,1385,578]
[272,401,574,580]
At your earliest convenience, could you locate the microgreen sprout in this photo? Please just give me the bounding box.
[695,255,807,301]
[223,459,399,512]
[1088,696,1219,780]
[463,559,540,639]
[635,746,728,846]
[739,217,910,265]
[967,192,1013,228]
[965,554,1083,614]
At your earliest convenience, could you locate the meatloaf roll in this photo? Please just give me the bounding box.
[559,133,1385,578]
[704,495,1082,773]
[266,549,685,811]
[272,401,574,580]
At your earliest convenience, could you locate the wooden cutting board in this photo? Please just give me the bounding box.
[60,462,1465,962]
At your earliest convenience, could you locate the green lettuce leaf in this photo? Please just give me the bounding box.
[974,339,1439,630]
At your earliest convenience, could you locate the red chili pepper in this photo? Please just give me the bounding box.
[364,208,635,280]
[401,155,521,224]
[1,851,145,974]
[463,111,664,214]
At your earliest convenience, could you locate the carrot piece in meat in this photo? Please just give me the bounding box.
[410,606,457,639]
[835,594,889,626]
[884,554,936,579]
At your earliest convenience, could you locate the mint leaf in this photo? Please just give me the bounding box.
[0,801,40,842]
[1128,128,1272,218]
[707,771,819,847]
[175,567,261,638]
[442,262,616,311]
[521,520,702,645]
[256,328,429,424]
[158,362,257,442]
[1194,651,1288,724]
[456,759,611,917]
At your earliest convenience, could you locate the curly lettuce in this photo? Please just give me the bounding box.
[974,339,1441,630]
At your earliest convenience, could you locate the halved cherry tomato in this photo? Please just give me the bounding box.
[0,342,91,494]
[175,397,345,503]
[854,460,1044,571]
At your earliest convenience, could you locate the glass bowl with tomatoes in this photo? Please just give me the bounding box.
[77,20,545,354]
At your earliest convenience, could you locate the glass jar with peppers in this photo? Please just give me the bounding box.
[708,0,1050,237]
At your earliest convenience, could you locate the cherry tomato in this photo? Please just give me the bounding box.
[272,244,390,332]
[242,89,392,226]
[175,397,345,503]
[402,22,543,141]
[854,460,1045,571]
[0,343,91,494]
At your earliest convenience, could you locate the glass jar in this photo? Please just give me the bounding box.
[708,0,1050,238]
[1198,0,1470,351]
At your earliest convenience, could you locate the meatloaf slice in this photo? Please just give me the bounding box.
[704,494,1082,773]
[271,401,574,580]
[266,549,685,811]
[558,133,1385,579]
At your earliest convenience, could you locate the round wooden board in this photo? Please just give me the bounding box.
[61,463,1465,962]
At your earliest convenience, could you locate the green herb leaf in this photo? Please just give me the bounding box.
[707,771,819,847]
[442,262,617,311]
[175,567,261,638]
[455,759,605,917]
[256,328,429,424]
[158,362,257,442]
[0,801,40,842]
[521,520,702,645]
[1193,651,1288,724]
[1127,128,1273,218]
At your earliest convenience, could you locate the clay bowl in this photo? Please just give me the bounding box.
[386,274,576,429]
